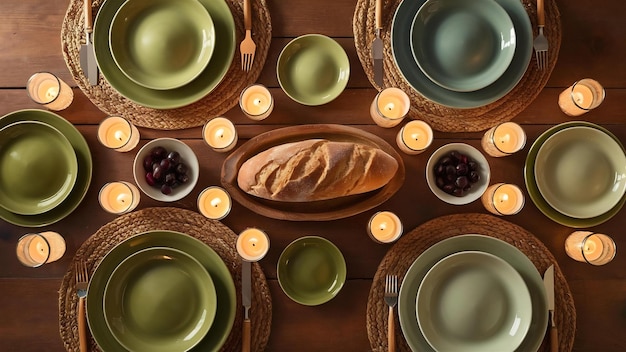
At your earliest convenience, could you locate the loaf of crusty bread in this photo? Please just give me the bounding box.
[237,139,398,202]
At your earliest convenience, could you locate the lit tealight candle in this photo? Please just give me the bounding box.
[239,84,274,120]
[370,88,410,128]
[203,117,238,152]
[396,120,433,155]
[197,186,232,220]
[98,181,141,214]
[26,72,74,111]
[16,231,66,267]
[481,183,525,216]
[558,78,605,116]
[367,211,403,243]
[97,116,141,152]
[565,231,616,265]
[237,228,270,262]
[481,122,526,157]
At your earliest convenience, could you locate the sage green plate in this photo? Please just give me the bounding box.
[277,236,346,305]
[525,121,626,227]
[0,120,78,215]
[398,234,547,352]
[277,34,350,106]
[88,230,236,352]
[416,251,531,352]
[110,0,215,90]
[410,0,516,92]
[0,109,92,227]
[104,247,217,352]
[94,0,235,109]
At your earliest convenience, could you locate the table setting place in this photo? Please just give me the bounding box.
[3,0,620,350]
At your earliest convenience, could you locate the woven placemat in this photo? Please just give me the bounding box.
[58,207,272,352]
[353,0,561,132]
[366,213,575,352]
[61,0,271,130]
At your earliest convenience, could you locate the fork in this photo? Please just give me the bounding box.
[384,275,398,352]
[239,0,256,71]
[75,261,89,352]
[533,0,548,69]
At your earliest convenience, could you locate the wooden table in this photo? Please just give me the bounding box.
[1,0,626,350]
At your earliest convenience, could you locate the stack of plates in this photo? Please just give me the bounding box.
[93,0,236,109]
[0,109,92,227]
[87,230,236,351]
[398,234,548,352]
[391,0,533,108]
[524,121,626,227]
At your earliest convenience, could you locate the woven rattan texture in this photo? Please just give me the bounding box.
[366,213,575,352]
[61,0,271,130]
[354,0,561,132]
[58,207,272,352]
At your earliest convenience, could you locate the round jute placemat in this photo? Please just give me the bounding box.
[366,213,575,352]
[353,0,561,132]
[61,0,271,130]
[58,207,272,352]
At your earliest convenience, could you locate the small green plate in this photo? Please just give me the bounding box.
[0,120,78,215]
[93,0,235,109]
[104,247,217,352]
[0,109,92,227]
[277,236,346,306]
[110,0,215,90]
[277,34,350,106]
[87,230,236,352]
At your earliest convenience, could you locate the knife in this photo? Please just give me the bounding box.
[543,265,558,352]
[242,260,252,352]
[79,0,98,85]
[371,0,383,87]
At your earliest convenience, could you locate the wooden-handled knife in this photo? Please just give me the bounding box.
[79,0,98,85]
[242,260,252,352]
[543,265,558,352]
[371,0,383,87]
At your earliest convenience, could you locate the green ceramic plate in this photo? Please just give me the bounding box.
[416,251,531,352]
[410,0,516,92]
[87,230,236,352]
[277,34,350,106]
[0,109,92,227]
[93,0,235,109]
[525,121,626,227]
[0,121,78,215]
[534,126,626,219]
[398,234,547,352]
[110,0,215,90]
[392,0,531,108]
[277,236,346,305]
[103,247,217,352]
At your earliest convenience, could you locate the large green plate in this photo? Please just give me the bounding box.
[524,121,626,227]
[398,234,548,352]
[93,0,235,109]
[0,109,92,227]
[87,230,236,352]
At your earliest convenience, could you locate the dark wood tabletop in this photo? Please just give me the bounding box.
[1,0,626,351]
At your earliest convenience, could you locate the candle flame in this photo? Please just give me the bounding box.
[215,128,225,139]
[379,222,388,231]
[384,102,395,111]
[114,130,127,142]
[498,133,511,144]
[411,133,420,141]
[210,197,221,207]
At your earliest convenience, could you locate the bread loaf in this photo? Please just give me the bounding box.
[237,139,399,202]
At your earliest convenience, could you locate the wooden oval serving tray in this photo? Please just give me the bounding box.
[221,124,406,221]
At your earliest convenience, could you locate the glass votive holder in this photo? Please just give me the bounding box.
[97,116,141,152]
[197,186,232,220]
[237,228,270,262]
[558,78,605,116]
[239,84,274,120]
[26,72,74,111]
[481,122,526,157]
[481,183,525,216]
[98,181,141,215]
[396,120,433,155]
[203,117,238,152]
[367,211,403,244]
[16,231,66,267]
[565,231,616,266]
[370,88,410,128]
